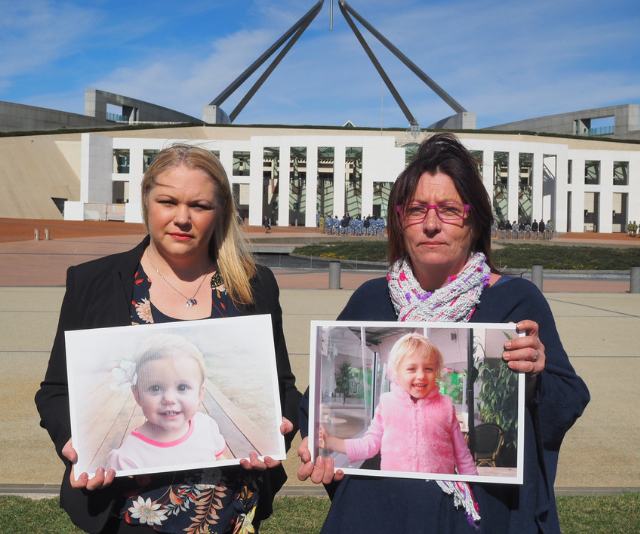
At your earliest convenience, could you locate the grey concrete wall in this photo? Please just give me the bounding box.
[0,101,112,133]
[85,90,201,124]
[484,104,640,139]
[202,105,231,124]
[0,135,80,219]
[428,111,477,130]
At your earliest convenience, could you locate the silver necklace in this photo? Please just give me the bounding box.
[146,249,212,307]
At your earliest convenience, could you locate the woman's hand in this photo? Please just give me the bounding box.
[296,436,345,484]
[280,417,294,436]
[62,438,116,490]
[239,417,293,471]
[239,452,281,471]
[502,320,546,379]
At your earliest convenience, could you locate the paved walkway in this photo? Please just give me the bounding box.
[0,220,638,497]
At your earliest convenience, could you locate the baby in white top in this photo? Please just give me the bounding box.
[107,334,229,472]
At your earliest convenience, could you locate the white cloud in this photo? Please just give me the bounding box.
[0,1,101,80]
[1,0,638,128]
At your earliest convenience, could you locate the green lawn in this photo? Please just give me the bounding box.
[292,241,388,262]
[2,493,638,534]
[292,241,640,270]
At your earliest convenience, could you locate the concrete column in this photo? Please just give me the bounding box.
[329,261,341,289]
[631,266,640,294]
[532,264,544,292]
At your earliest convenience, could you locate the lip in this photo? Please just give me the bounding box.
[169,233,192,241]
[419,241,446,247]
[160,411,182,418]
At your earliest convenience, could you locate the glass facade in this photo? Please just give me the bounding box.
[584,192,599,232]
[263,148,279,224]
[344,147,362,217]
[469,150,483,178]
[233,151,250,176]
[318,147,335,217]
[372,182,391,220]
[233,183,249,221]
[142,149,159,172]
[113,149,130,174]
[405,143,419,167]
[493,152,508,223]
[612,192,627,233]
[585,161,600,185]
[613,161,629,186]
[112,181,128,204]
[288,147,306,226]
[518,153,533,223]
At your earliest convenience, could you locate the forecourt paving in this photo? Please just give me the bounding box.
[0,225,638,497]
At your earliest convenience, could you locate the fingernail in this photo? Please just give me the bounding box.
[504,340,512,349]
[503,352,510,360]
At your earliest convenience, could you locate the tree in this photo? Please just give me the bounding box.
[335,361,351,404]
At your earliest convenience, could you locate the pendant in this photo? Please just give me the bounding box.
[186,298,197,307]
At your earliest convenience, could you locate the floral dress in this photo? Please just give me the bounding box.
[114,264,260,534]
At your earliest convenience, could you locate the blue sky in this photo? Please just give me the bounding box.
[1,0,638,129]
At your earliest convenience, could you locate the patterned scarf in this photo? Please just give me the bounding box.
[388,252,491,323]
[387,251,491,529]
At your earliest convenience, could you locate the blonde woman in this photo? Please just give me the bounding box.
[36,145,301,534]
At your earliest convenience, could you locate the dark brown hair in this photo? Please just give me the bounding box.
[387,133,496,271]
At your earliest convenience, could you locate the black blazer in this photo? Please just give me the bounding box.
[35,237,301,533]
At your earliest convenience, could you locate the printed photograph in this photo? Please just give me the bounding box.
[66,314,284,478]
[309,321,524,484]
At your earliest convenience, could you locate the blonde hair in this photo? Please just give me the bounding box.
[134,334,207,385]
[387,333,443,382]
[141,144,256,306]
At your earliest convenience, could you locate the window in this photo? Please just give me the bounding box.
[317,147,335,217]
[345,147,362,217]
[404,143,419,168]
[613,161,629,186]
[469,150,483,177]
[518,153,533,222]
[493,152,508,223]
[143,150,159,172]
[113,149,130,174]
[233,151,250,176]
[263,148,279,223]
[585,161,600,185]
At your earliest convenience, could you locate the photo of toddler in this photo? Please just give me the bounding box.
[319,333,477,475]
[106,334,230,471]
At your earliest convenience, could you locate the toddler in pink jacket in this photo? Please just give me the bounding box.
[320,333,477,475]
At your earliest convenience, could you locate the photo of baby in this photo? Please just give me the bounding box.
[309,321,524,484]
[105,334,231,472]
[66,315,284,478]
[319,333,477,476]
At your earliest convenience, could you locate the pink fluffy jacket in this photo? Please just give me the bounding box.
[344,383,478,475]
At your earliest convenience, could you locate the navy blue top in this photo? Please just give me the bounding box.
[301,276,589,534]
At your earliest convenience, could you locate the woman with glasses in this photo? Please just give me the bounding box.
[297,133,589,534]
